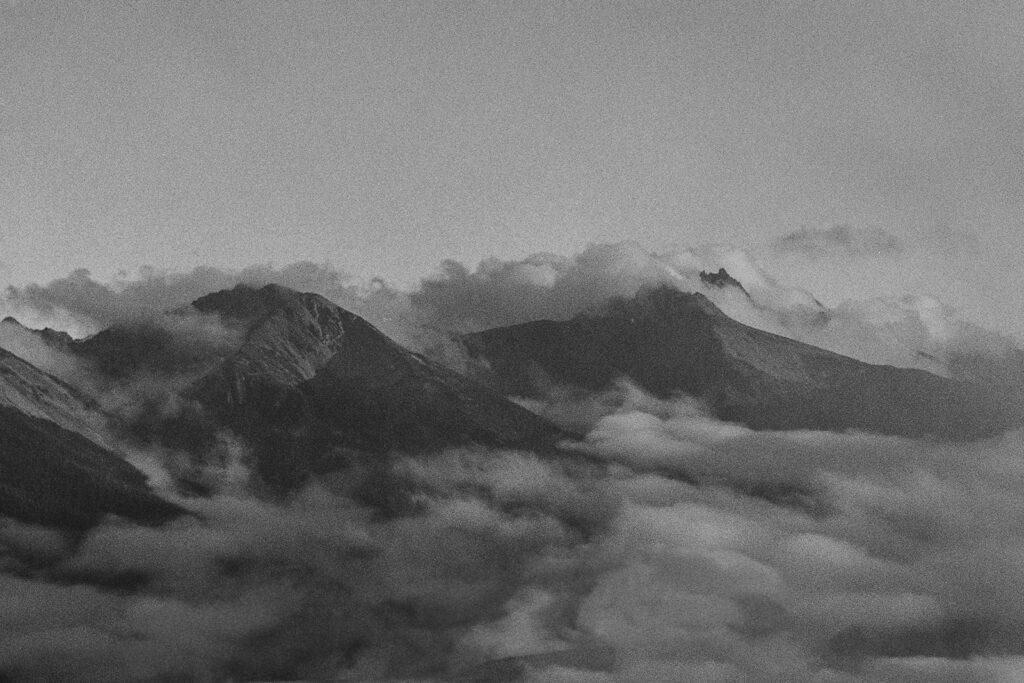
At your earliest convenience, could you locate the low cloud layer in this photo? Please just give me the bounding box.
[5,383,1024,680]
[772,225,905,258]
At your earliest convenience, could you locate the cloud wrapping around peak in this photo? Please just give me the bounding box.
[411,242,1023,383]
[6,241,1023,390]
[2,263,367,334]
[773,225,905,258]
[5,241,1024,390]
[0,261,437,361]
[414,241,816,336]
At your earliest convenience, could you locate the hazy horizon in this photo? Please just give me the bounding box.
[3,1,1023,339]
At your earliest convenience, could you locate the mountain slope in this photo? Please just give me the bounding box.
[0,347,181,528]
[1,315,74,350]
[463,287,1018,439]
[181,285,567,487]
[0,345,109,446]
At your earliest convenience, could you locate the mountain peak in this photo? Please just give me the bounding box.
[182,285,567,489]
[464,286,1018,439]
[699,267,749,295]
[191,283,336,322]
[189,284,353,401]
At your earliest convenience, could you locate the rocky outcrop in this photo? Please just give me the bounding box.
[699,267,748,295]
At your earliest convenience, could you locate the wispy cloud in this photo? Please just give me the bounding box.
[773,225,905,258]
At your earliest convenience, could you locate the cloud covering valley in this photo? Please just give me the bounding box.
[2,243,1024,681]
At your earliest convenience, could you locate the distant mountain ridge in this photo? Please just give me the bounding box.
[463,286,1019,439]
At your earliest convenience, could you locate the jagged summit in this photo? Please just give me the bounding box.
[464,286,1018,439]
[699,267,749,295]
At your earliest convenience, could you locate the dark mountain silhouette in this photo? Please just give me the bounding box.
[68,284,567,490]
[699,267,748,295]
[0,346,181,528]
[462,286,1018,439]
[13,279,1012,522]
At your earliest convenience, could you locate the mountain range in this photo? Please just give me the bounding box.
[463,286,1018,440]
[0,282,1018,531]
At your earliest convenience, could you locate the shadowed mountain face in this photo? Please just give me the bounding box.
[463,287,1019,440]
[0,347,181,528]
[0,406,182,528]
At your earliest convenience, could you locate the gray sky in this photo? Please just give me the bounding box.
[2,2,1023,335]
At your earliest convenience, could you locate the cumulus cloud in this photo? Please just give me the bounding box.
[2,262,411,338]
[516,387,1024,682]
[0,450,618,681]
[2,261,482,378]
[411,242,1024,382]
[0,263,457,443]
[412,241,821,337]
[773,225,905,258]
[5,242,1021,382]
[5,376,1024,680]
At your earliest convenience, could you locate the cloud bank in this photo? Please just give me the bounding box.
[4,382,1024,681]
[7,242,1024,387]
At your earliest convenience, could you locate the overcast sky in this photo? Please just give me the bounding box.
[2,2,1023,337]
